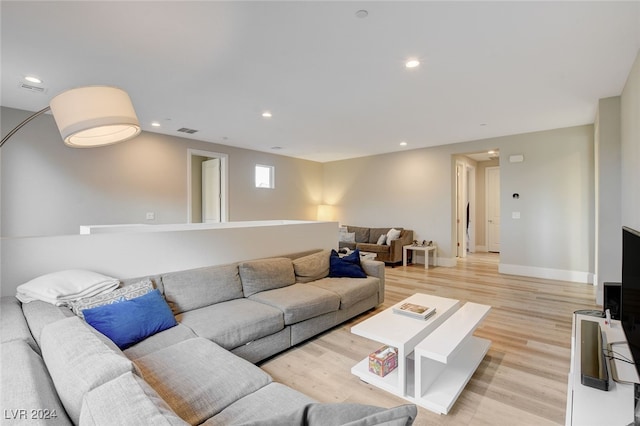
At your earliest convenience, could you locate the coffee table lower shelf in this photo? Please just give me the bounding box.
[414,336,490,414]
[350,353,416,399]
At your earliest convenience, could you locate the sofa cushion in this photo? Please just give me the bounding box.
[368,227,392,244]
[1,340,72,425]
[134,337,272,425]
[347,226,370,243]
[204,383,314,426]
[337,241,357,250]
[162,263,243,314]
[124,324,198,360]
[83,290,178,349]
[238,403,418,426]
[293,249,330,283]
[1,296,38,353]
[176,298,284,350]
[80,372,187,426]
[355,242,391,254]
[249,284,340,325]
[40,316,134,424]
[21,300,75,348]
[309,276,380,309]
[239,257,296,297]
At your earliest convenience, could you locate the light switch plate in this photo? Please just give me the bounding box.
[512,212,521,219]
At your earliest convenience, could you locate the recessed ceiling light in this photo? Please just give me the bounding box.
[262,111,272,118]
[399,141,408,147]
[24,75,42,84]
[355,10,368,18]
[488,150,496,155]
[405,59,420,69]
[151,121,161,127]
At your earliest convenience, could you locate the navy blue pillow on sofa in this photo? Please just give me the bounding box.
[83,289,177,349]
[329,249,367,278]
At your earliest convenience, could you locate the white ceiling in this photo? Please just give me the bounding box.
[2,1,639,163]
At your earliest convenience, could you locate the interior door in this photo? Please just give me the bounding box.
[202,158,221,223]
[486,166,500,252]
[456,162,467,258]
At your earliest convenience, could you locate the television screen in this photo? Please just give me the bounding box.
[621,226,640,381]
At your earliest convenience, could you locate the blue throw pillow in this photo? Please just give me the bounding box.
[82,289,177,349]
[329,249,367,278]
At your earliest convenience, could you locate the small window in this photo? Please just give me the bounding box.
[255,164,275,189]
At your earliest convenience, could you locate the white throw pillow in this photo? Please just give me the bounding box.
[376,234,387,245]
[16,269,120,306]
[339,232,356,243]
[386,228,402,245]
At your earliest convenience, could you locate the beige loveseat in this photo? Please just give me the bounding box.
[339,226,414,265]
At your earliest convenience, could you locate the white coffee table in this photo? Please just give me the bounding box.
[350,294,460,400]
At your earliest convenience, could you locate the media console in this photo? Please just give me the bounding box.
[566,313,638,425]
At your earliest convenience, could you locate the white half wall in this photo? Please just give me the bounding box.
[0,220,338,297]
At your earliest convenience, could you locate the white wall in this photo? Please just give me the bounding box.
[324,125,595,280]
[594,97,622,303]
[621,51,640,232]
[0,107,323,237]
[498,126,594,282]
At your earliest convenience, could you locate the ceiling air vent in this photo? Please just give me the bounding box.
[177,127,198,134]
[18,82,47,93]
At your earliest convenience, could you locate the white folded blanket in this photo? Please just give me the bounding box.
[16,269,120,306]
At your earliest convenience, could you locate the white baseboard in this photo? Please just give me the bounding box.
[436,257,457,267]
[407,252,456,268]
[499,263,594,284]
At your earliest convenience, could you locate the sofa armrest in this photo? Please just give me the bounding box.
[388,230,413,263]
[361,260,385,305]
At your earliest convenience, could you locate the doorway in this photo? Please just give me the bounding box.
[187,149,228,223]
[455,160,476,258]
[453,151,500,257]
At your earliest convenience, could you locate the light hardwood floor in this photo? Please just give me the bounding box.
[260,253,598,425]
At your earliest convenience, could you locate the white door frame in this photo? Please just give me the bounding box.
[187,149,228,223]
[485,166,500,252]
[202,158,221,223]
[467,164,476,253]
[456,161,467,258]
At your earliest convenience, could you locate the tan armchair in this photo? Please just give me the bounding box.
[339,226,414,265]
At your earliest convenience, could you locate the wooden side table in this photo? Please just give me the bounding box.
[403,245,437,269]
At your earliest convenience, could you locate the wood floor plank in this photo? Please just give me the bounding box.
[259,253,598,425]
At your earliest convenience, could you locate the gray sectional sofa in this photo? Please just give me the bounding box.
[1,249,417,425]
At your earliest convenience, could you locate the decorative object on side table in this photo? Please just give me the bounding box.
[368,345,398,377]
[411,240,433,247]
[393,302,436,320]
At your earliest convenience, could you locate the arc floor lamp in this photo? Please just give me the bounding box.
[0,85,141,149]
